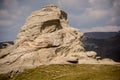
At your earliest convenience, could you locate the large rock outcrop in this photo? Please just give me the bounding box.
[0,4,97,74]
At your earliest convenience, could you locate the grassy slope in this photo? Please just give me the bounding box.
[0,64,120,80]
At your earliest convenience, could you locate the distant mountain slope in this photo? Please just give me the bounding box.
[84,32,118,39]
[0,41,14,49]
[82,32,120,62]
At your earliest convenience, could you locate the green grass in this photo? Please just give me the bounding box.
[0,64,120,80]
[0,74,10,80]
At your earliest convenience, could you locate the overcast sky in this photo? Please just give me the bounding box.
[0,0,120,42]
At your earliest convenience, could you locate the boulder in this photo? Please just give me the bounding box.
[66,56,78,63]
[86,51,97,58]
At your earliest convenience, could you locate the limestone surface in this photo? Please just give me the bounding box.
[0,4,99,74]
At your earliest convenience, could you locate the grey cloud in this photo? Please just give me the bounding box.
[0,0,4,9]
[56,0,120,33]
[0,25,19,42]
[57,0,90,15]
[89,0,113,9]
[88,0,120,26]
[81,26,120,32]
[0,0,120,41]
[0,0,32,42]
[110,0,120,26]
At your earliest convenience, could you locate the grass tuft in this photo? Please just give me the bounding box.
[0,64,120,80]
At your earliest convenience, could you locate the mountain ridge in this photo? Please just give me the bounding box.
[84,32,119,39]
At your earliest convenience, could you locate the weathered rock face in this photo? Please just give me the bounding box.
[0,4,97,74]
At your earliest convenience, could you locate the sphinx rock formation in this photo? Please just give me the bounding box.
[0,4,97,74]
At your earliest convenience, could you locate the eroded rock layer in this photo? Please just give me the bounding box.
[0,4,97,74]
